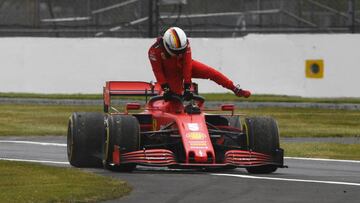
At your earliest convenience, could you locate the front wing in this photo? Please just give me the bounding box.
[112,146,285,168]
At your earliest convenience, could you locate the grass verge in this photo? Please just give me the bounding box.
[239,107,360,137]
[1,104,360,137]
[0,104,101,136]
[2,92,360,104]
[282,143,360,160]
[0,161,131,203]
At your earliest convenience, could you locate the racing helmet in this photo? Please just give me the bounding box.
[162,27,188,55]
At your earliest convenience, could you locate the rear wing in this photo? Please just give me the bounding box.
[103,81,162,112]
[103,81,199,113]
[104,81,161,96]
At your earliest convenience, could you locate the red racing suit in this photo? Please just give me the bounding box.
[148,37,236,95]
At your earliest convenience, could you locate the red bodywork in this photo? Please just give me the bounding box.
[104,81,279,168]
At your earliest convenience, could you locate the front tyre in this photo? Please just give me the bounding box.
[244,116,281,174]
[103,115,140,172]
[67,112,105,167]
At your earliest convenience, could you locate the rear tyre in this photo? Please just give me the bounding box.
[103,115,140,172]
[67,112,104,167]
[244,116,280,174]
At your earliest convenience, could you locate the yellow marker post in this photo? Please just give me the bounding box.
[306,59,324,79]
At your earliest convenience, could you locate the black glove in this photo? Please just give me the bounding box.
[161,83,173,101]
[183,83,193,101]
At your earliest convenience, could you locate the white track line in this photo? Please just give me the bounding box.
[1,140,360,163]
[0,157,69,165]
[211,173,360,187]
[0,140,66,147]
[285,156,360,163]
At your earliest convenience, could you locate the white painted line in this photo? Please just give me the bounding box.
[211,173,360,187]
[0,157,69,165]
[1,141,359,163]
[285,157,360,164]
[0,140,66,147]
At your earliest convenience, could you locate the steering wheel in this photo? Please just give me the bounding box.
[191,95,205,103]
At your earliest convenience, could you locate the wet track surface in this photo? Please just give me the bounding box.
[1,136,359,203]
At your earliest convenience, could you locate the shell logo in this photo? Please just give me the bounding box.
[152,119,157,131]
[186,132,205,140]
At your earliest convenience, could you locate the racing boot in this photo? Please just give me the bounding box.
[183,83,194,101]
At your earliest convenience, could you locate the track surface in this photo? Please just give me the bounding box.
[1,136,360,203]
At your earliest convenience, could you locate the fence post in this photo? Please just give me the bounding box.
[351,0,356,33]
[148,0,153,37]
[33,0,40,28]
[154,0,159,36]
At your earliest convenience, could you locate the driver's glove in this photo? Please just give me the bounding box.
[183,83,193,101]
[233,84,251,98]
[161,83,173,101]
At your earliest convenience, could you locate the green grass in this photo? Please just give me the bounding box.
[0,104,100,136]
[238,107,360,137]
[1,104,360,137]
[2,92,360,104]
[0,161,131,203]
[282,143,360,160]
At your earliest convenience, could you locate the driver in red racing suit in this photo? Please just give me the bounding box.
[148,27,251,100]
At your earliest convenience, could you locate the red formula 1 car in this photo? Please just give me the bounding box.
[67,81,285,173]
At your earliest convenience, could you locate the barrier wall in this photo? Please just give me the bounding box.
[1,35,359,97]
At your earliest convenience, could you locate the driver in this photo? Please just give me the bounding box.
[148,27,251,100]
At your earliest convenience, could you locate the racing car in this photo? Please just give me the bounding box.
[67,81,285,173]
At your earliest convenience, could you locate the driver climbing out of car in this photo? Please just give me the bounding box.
[148,27,251,101]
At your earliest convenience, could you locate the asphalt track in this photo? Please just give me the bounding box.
[1,136,360,203]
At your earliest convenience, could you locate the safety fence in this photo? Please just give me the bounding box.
[0,0,359,37]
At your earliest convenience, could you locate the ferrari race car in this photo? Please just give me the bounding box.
[67,81,285,173]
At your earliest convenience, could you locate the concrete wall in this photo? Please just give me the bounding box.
[1,35,359,97]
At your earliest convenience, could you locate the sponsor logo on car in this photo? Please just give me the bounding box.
[188,123,200,131]
[189,141,208,149]
[186,132,205,140]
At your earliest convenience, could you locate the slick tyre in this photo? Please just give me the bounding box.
[67,112,105,167]
[104,115,140,172]
[244,116,280,174]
